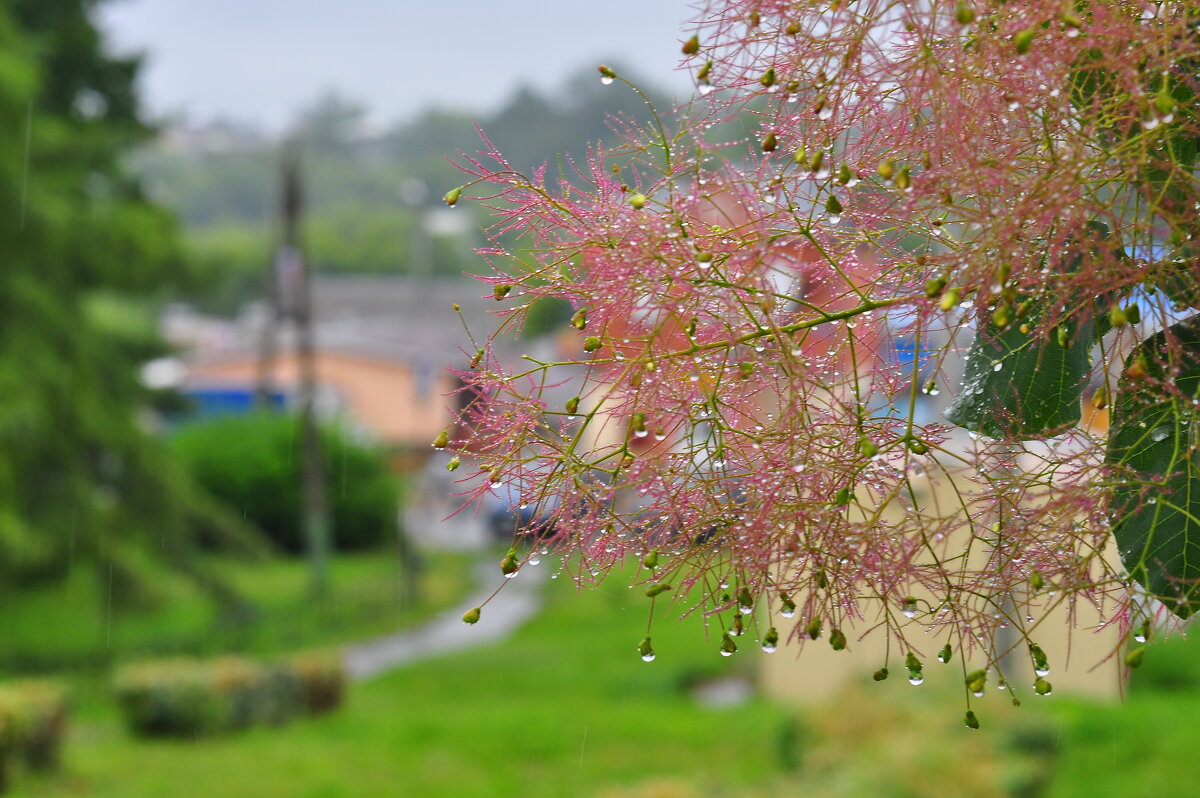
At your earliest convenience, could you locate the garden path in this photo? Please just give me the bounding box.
[343,557,547,679]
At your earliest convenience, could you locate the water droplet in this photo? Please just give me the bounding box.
[641,653,656,662]
[1150,426,1171,442]
[780,608,796,619]
[908,674,924,686]
[1035,665,1050,677]
[992,360,1003,372]
[634,429,649,438]
[761,642,777,653]
[699,84,716,96]
[600,76,614,85]
[828,214,842,224]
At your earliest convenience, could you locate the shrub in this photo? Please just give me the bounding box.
[289,651,346,715]
[113,651,344,739]
[171,412,400,553]
[0,681,69,793]
[113,659,232,738]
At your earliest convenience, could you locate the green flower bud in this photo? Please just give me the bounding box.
[761,132,778,153]
[443,186,463,207]
[583,336,602,352]
[570,307,587,330]
[500,548,519,575]
[1030,570,1046,591]
[720,633,738,655]
[873,667,889,681]
[697,60,713,82]
[638,636,655,660]
[938,643,953,664]
[877,159,895,181]
[432,430,449,449]
[905,651,922,672]
[629,193,648,209]
[1034,678,1053,696]
[759,67,776,88]
[806,617,822,640]
[462,607,481,624]
[763,627,780,649]
[565,396,580,415]
[642,550,659,569]
[737,587,754,609]
[446,455,461,472]
[598,64,617,79]
[493,284,512,300]
[907,438,929,455]
[645,582,672,597]
[964,710,980,729]
[992,303,1013,328]
[838,163,853,184]
[682,34,700,55]
[1109,305,1128,328]
[1125,647,1146,669]
[939,287,960,311]
[859,438,878,459]
[826,194,843,215]
[1124,304,1141,324]
[1155,87,1177,117]
[955,1,975,24]
[833,487,852,506]
[829,628,847,651]
[780,594,797,615]
[924,277,947,298]
[1014,28,1035,55]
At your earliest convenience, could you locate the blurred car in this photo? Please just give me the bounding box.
[484,482,559,542]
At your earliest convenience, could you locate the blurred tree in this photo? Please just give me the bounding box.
[0,0,263,606]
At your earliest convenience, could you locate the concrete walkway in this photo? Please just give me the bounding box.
[343,558,547,680]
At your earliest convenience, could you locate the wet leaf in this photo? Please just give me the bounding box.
[945,301,1096,439]
[1108,316,1200,618]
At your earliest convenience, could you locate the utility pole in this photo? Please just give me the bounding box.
[279,143,331,595]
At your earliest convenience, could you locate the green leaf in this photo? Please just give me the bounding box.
[1108,316,1200,618]
[945,305,1096,439]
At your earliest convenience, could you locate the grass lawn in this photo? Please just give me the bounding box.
[7,552,1200,798]
[10,561,792,798]
[0,549,473,676]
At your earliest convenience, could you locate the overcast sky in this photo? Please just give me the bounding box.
[99,0,697,130]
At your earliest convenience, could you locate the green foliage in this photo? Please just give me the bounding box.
[945,297,1097,439]
[1108,316,1200,616]
[0,0,264,599]
[171,413,399,553]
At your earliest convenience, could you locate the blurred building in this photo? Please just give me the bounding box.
[164,276,501,456]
